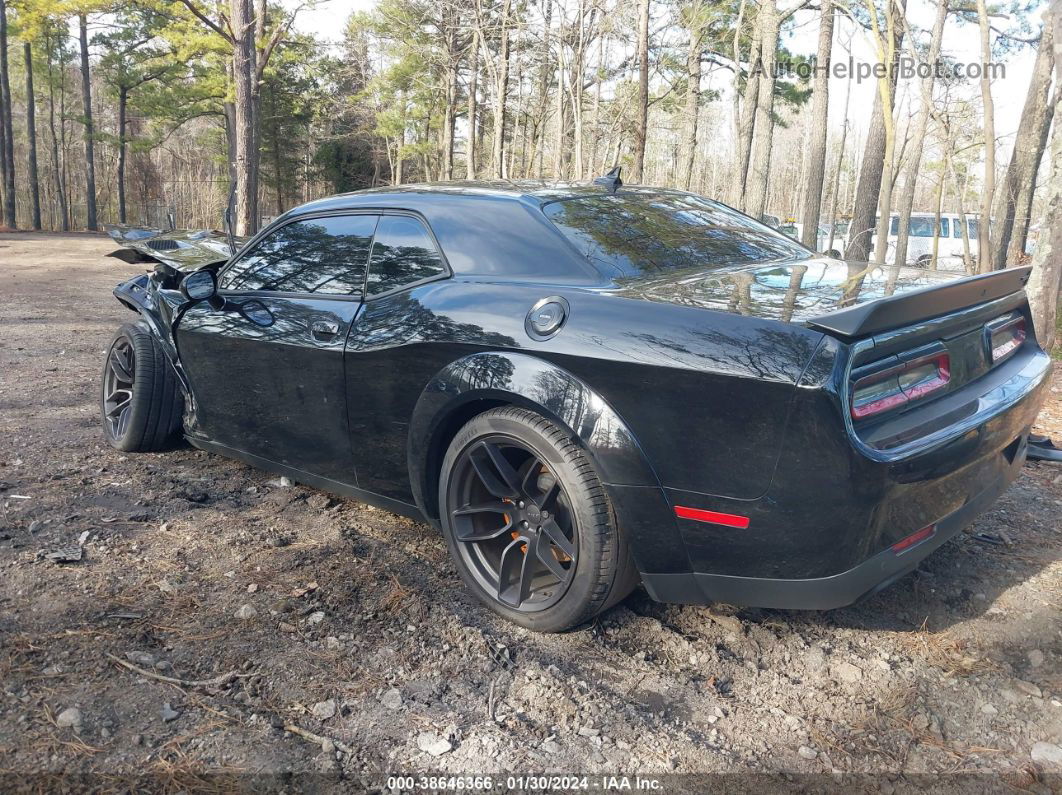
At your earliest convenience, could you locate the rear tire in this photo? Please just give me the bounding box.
[439,406,638,632]
[100,323,184,452]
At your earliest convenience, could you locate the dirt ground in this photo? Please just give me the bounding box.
[0,232,1060,792]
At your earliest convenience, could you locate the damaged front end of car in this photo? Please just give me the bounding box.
[108,224,239,439]
[106,224,246,273]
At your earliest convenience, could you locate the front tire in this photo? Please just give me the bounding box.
[100,323,183,452]
[439,407,638,632]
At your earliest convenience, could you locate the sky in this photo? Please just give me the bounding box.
[282,0,1046,149]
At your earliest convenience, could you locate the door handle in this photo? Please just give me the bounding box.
[311,320,341,340]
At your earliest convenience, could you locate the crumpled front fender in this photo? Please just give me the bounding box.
[112,274,192,399]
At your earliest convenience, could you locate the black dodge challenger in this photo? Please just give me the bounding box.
[102,180,1052,631]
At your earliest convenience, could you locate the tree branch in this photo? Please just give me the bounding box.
[256,5,303,82]
[176,0,233,43]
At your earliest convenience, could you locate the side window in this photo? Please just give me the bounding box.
[940,218,949,237]
[366,216,446,295]
[218,215,378,295]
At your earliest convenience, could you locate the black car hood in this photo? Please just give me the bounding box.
[106,225,245,272]
[610,258,969,326]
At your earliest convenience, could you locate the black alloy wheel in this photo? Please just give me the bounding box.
[440,407,638,632]
[448,435,578,611]
[100,324,184,452]
[103,336,136,440]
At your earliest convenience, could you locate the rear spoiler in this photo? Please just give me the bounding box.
[806,267,1032,339]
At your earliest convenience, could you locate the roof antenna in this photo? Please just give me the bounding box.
[594,166,622,194]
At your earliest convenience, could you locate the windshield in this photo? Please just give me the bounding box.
[543,193,812,277]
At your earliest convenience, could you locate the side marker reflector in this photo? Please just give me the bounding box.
[674,506,750,529]
[891,524,936,554]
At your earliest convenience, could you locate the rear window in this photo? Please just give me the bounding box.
[543,193,810,277]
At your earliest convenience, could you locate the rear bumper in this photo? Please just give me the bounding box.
[642,433,1027,610]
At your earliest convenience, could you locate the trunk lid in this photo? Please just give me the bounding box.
[610,258,1030,337]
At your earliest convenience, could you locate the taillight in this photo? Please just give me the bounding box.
[986,315,1026,363]
[851,351,950,420]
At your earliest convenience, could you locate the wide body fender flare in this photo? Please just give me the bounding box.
[408,352,689,575]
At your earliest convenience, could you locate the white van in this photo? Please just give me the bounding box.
[866,212,986,270]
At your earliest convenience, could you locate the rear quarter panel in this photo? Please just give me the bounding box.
[347,278,823,505]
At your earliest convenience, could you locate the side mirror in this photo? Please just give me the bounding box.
[180,269,218,302]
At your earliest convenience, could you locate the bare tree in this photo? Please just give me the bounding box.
[631,0,650,182]
[679,0,708,191]
[974,0,994,272]
[800,0,834,248]
[0,0,15,228]
[492,0,512,178]
[1026,8,1061,351]
[892,0,947,268]
[866,0,902,266]
[743,0,781,218]
[78,13,97,230]
[467,28,480,179]
[991,9,1054,269]
[24,42,41,230]
[729,0,750,207]
[845,0,906,265]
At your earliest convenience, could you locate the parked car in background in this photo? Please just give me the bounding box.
[781,221,847,259]
[864,213,990,270]
[101,179,1050,632]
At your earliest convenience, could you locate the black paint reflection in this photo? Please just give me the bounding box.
[544,192,810,275]
[177,295,360,481]
[346,288,517,499]
[611,259,964,323]
[365,216,446,295]
[220,215,377,295]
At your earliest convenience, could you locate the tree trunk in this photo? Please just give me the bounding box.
[680,13,703,192]
[492,0,512,179]
[730,0,752,207]
[45,34,68,232]
[0,0,15,228]
[553,38,569,179]
[441,15,458,181]
[442,70,456,180]
[271,87,284,215]
[78,14,97,231]
[631,0,650,183]
[467,29,480,179]
[892,0,947,268]
[117,86,128,224]
[869,1,903,266]
[743,0,781,219]
[1026,10,1062,351]
[975,0,994,273]
[991,10,1054,268]
[800,0,834,248]
[231,0,256,235]
[826,79,852,253]
[845,0,905,264]
[24,42,41,230]
[947,148,974,273]
[533,0,552,179]
[930,160,944,269]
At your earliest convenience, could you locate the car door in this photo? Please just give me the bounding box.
[344,213,452,502]
[176,213,378,483]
